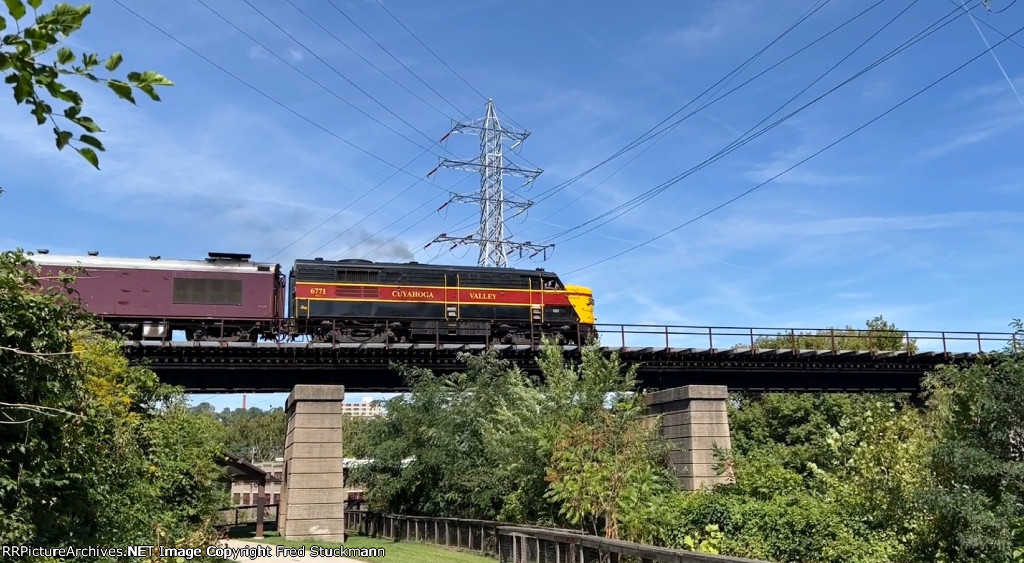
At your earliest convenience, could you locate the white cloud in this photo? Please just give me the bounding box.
[0,79,429,265]
[916,112,1024,160]
[247,44,271,61]
[745,145,869,186]
[657,24,724,48]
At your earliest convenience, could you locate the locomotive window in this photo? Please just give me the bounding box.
[542,277,564,290]
[337,270,379,283]
[172,278,243,305]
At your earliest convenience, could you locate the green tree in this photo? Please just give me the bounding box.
[1,0,172,173]
[354,342,686,543]
[0,250,227,559]
[216,406,287,462]
[912,328,1024,562]
[745,315,917,352]
[352,352,547,521]
[538,344,679,542]
[683,316,931,562]
[343,414,375,459]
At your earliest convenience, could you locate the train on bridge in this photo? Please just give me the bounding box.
[29,251,596,345]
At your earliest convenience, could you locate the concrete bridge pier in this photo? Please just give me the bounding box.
[645,385,733,490]
[279,384,346,542]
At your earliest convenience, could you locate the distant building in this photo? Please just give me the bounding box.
[342,397,384,418]
[229,457,378,506]
[230,458,284,506]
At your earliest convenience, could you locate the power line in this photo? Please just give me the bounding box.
[368,0,486,104]
[323,0,473,121]
[331,174,475,259]
[108,0,443,185]
[264,147,435,261]
[539,1,972,247]
[224,0,454,157]
[359,0,542,167]
[279,0,457,123]
[948,0,1024,50]
[525,0,839,205]
[565,16,1024,275]
[111,1,469,266]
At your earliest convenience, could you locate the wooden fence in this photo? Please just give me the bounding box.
[345,510,771,563]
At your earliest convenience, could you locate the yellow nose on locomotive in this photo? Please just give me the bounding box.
[564,284,596,325]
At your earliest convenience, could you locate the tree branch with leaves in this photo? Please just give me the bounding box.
[0,0,172,171]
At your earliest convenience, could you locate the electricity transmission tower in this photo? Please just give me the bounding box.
[427,99,550,268]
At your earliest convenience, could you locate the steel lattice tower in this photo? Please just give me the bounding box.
[427,99,549,268]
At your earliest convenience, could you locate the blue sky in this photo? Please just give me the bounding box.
[3,0,1024,411]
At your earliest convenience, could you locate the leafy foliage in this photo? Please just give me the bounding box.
[214,406,287,462]
[911,326,1024,563]
[353,342,681,544]
[343,413,375,459]
[353,352,548,521]
[350,316,1024,563]
[538,345,678,542]
[0,249,227,560]
[0,1,172,171]
[743,315,917,352]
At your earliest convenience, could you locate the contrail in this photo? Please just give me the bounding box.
[959,0,1024,108]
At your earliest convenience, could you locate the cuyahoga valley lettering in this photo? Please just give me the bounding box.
[391,289,436,299]
[469,292,498,300]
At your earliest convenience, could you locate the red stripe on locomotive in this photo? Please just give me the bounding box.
[294,283,572,306]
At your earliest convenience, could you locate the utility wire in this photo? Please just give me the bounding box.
[264,147,435,261]
[109,0,444,186]
[956,0,1024,108]
[324,0,473,121]
[224,0,456,157]
[367,0,486,107]
[334,173,474,258]
[251,164,393,256]
[279,0,457,123]
[360,0,542,166]
[360,0,829,260]
[948,0,1024,50]
[541,1,972,247]
[565,17,1024,275]
[111,1,467,264]
[525,0,840,205]
[513,0,860,242]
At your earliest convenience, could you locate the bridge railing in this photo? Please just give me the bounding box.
[590,324,1019,355]
[498,525,770,563]
[345,510,771,563]
[346,510,500,555]
[125,317,1020,355]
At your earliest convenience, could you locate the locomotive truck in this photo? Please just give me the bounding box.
[30,251,596,345]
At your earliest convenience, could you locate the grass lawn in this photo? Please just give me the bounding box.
[254,533,493,562]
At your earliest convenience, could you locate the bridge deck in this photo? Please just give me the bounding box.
[122,339,983,393]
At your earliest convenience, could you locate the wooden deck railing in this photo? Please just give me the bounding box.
[345,510,772,563]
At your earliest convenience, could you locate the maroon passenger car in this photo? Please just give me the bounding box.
[32,251,285,341]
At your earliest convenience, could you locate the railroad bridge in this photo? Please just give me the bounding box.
[121,323,1010,393]
[173,323,1013,543]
